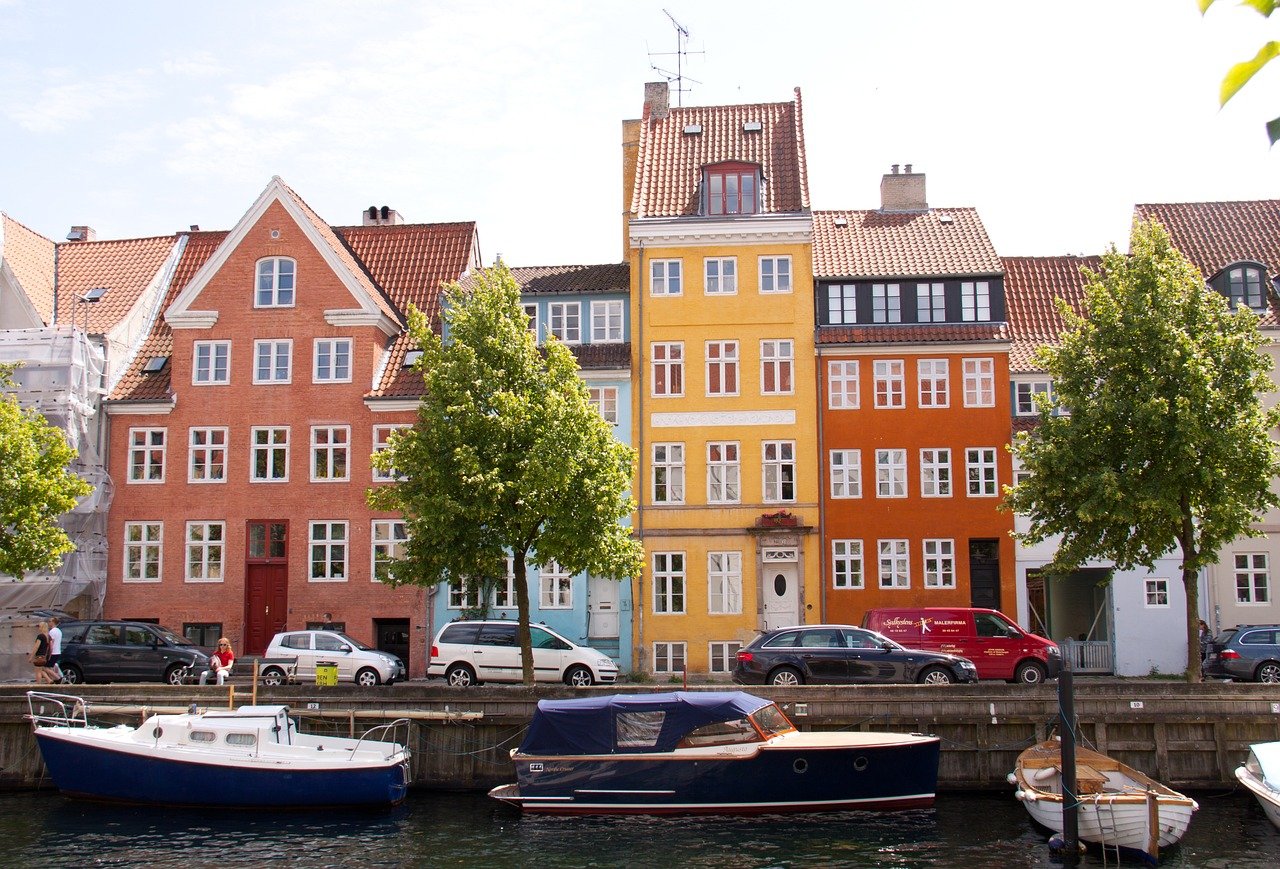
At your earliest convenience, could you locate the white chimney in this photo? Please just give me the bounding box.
[362,206,404,226]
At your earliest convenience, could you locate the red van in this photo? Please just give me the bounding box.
[862,607,1061,684]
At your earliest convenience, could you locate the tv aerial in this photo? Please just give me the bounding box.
[648,9,704,107]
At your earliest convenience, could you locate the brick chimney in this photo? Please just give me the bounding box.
[362,206,404,226]
[65,226,97,242]
[880,164,927,212]
[643,81,670,120]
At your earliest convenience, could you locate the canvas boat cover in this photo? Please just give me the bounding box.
[518,691,773,756]
[1251,742,1280,791]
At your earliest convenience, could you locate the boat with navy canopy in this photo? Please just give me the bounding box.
[488,690,940,815]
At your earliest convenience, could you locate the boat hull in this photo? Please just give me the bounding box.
[35,730,410,808]
[1017,790,1196,861]
[1237,765,1280,830]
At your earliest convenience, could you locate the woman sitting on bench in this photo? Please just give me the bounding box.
[200,638,235,685]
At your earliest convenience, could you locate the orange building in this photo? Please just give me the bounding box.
[814,168,1016,623]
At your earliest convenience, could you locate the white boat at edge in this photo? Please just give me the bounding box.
[1236,742,1280,830]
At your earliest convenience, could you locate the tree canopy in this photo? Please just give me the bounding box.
[367,265,643,683]
[1004,218,1280,679]
[0,363,94,577]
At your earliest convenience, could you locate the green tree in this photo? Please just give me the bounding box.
[1004,219,1280,681]
[0,363,94,577]
[367,266,642,684]
[1201,0,1280,143]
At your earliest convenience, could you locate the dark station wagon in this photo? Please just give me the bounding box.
[1203,624,1280,683]
[58,620,210,685]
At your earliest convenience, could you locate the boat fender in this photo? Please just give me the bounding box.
[1048,834,1085,856]
[1006,773,1017,785]
[1031,766,1057,783]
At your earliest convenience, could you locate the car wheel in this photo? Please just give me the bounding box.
[355,667,381,687]
[769,666,803,686]
[1256,661,1280,683]
[1014,661,1047,685]
[61,664,84,685]
[445,663,476,687]
[261,666,286,687]
[164,663,189,686]
[917,666,954,685]
[564,665,594,687]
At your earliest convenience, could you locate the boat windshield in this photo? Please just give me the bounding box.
[677,716,762,747]
[749,703,797,738]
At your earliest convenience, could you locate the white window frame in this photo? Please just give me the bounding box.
[522,302,539,338]
[654,641,687,673]
[961,280,991,321]
[707,441,741,504]
[372,423,409,482]
[828,284,856,324]
[548,301,581,344]
[449,581,480,610]
[252,339,292,384]
[920,448,952,498]
[963,357,995,407]
[540,561,573,609]
[255,257,296,308]
[878,539,910,589]
[761,339,794,395]
[762,439,796,503]
[873,359,905,409]
[653,552,686,614]
[250,426,289,483]
[704,257,738,295]
[917,359,949,408]
[1144,577,1170,608]
[830,449,862,499]
[188,426,228,483]
[589,386,619,424]
[590,299,624,343]
[123,522,163,583]
[651,259,683,296]
[192,341,230,385]
[310,425,351,482]
[707,551,742,615]
[709,641,743,673]
[917,282,945,323]
[492,558,517,608]
[371,519,407,583]
[828,359,860,409]
[832,539,864,589]
[309,521,349,582]
[876,448,907,498]
[652,442,685,504]
[1236,553,1271,604]
[651,342,684,397]
[705,340,739,397]
[185,521,225,583]
[966,447,998,497]
[759,255,792,294]
[313,338,353,383]
[923,539,956,589]
[872,283,901,323]
[1016,380,1054,416]
[128,427,166,483]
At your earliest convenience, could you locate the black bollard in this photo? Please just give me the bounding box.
[1058,646,1079,865]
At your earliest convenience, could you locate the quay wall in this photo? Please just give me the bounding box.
[2,682,1278,792]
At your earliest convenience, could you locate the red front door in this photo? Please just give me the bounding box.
[244,521,288,655]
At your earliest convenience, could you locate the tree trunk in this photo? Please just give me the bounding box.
[513,549,534,685]
[1179,503,1202,683]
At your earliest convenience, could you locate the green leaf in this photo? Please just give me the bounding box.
[1221,41,1280,105]
[1198,0,1217,13]
[1267,115,1280,145]
[1243,0,1278,17]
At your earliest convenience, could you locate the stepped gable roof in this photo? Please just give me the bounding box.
[1,213,56,324]
[816,321,1008,347]
[630,90,809,218]
[56,234,178,335]
[813,208,1002,279]
[1002,255,1098,372]
[506,263,629,295]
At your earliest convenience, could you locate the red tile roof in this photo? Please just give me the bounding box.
[817,322,1007,346]
[1135,200,1280,280]
[630,90,809,218]
[55,235,178,335]
[1,213,56,324]
[813,208,1002,279]
[504,263,629,295]
[1002,255,1099,372]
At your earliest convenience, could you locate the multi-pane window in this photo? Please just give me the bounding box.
[652,443,685,504]
[372,424,408,482]
[923,539,955,588]
[920,448,952,497]
[492,559,516,608]
[709,641,742,673]
[1145,578,1170,607]
[878,539,910,589]
[706,164,757,215]
[763,440,796,502]
[548,301,581,343]
[917,282,945,322]
[832,539,864,589]
[522,303,539,337]
[589,386,619,424]
[830,449,862,498]
[653,552,686,614]
[961,280,991,321]
[651,342,684,396]
[1236,553,1271,603]
[707,442,740,504]
[253,339,292,384]
[707,551,742,614]
[309,521,348,581]
[255,257,296,307]
[651,259,682,296]
[872,283,901,323]
[590,300,624,342]
[123,522,162,583]
[705,340,739,396]
[654,641,687,673]
[760,256,792,293]
[314,338,352,383]
[251,427,289,482]
[704,257,737,294]
[184,623,223,647]
[876,449,907,498]
[963,358,995,407]
[828,360,860,409]
[188,427,227,483]
[128,428,166,483]
[193,341,230,385]
[966,447,998,496]
[873,360,905,408]
[540,561,572,609]
[185,521,224,582]
[1228,265,1265,309]
[828,284,857,324]
[918,359,949,407]
[448,581,480,610]
[761,340,793,394]
[1015,381,1054,416]
[371,519,407,583]
[311,426,350,481]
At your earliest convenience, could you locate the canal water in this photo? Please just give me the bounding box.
[1,788,1277,867]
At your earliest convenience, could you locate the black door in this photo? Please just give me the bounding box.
[375,618,410,670]
[969,539,1001,609]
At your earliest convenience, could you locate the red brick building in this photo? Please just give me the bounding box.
[103,178,479,672]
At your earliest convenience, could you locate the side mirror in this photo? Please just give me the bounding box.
[339,644,352,654]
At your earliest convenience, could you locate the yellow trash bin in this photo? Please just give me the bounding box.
[315,661,338,686]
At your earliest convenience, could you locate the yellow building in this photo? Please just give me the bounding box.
[622,82,817,677]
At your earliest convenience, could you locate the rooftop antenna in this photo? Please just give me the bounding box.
[648,9,704,107]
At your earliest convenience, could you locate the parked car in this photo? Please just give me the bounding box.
[862,607,1061,684]
[264,630,405,686]
[1204,625,1280,683]
[429,620,619,687]
[58,620,210,685]
[732,624,979,686]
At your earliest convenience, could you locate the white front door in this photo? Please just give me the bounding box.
[762,563,800,631]
[588,575,620,639]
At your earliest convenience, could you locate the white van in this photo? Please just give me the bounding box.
[429,620,618,687]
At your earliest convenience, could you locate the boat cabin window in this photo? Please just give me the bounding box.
[677,716,761,748]
[750,704,796,738]
[616,711,665,748]
[225,733,256,746]
[189,731,216,743]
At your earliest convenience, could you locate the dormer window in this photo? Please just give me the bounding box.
[1219,262,1267,310]
[704,162,759,216]
[256,257,296,308]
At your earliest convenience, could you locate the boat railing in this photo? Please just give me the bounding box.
[25,691,89,729]
[349,717,412,760]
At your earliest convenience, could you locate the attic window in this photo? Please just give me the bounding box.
[142,356,168,374]
[683,124,703,135]
[403,349,423,368]
[703,162,759,216]
[833,217,849,228]
[938,213,954,225]
[742,121,763,133]
[81,287,107,302]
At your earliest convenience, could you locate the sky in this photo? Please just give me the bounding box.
[0,0,1277,267]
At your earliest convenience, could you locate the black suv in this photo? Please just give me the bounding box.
[1204,625,1280,683]
[59,621,210,685]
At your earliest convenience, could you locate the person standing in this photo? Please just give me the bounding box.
[47,617,64,683]
[200,638,235,685]
[30,622,57,684]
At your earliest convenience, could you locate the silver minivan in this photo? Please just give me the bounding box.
[429,620,618,686]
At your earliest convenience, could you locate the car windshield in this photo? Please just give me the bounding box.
[156,627,192,646]
[335,632,372,651]
[862,630,903,650]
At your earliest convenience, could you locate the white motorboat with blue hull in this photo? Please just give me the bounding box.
[27,692,410,808]
[489,691,940,816]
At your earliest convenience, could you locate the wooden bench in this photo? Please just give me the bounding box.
[1073,763,1108,795]
[184,657,298,686]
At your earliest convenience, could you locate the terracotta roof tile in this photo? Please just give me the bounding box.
[1002,255,1098,372]
[504,262,629,295]
[813,208,1002,279]
[631,90,809,217]
[571,342,631,370]
[816,322,1008,346]
[1,213,56,324]
[55,235,178,335]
